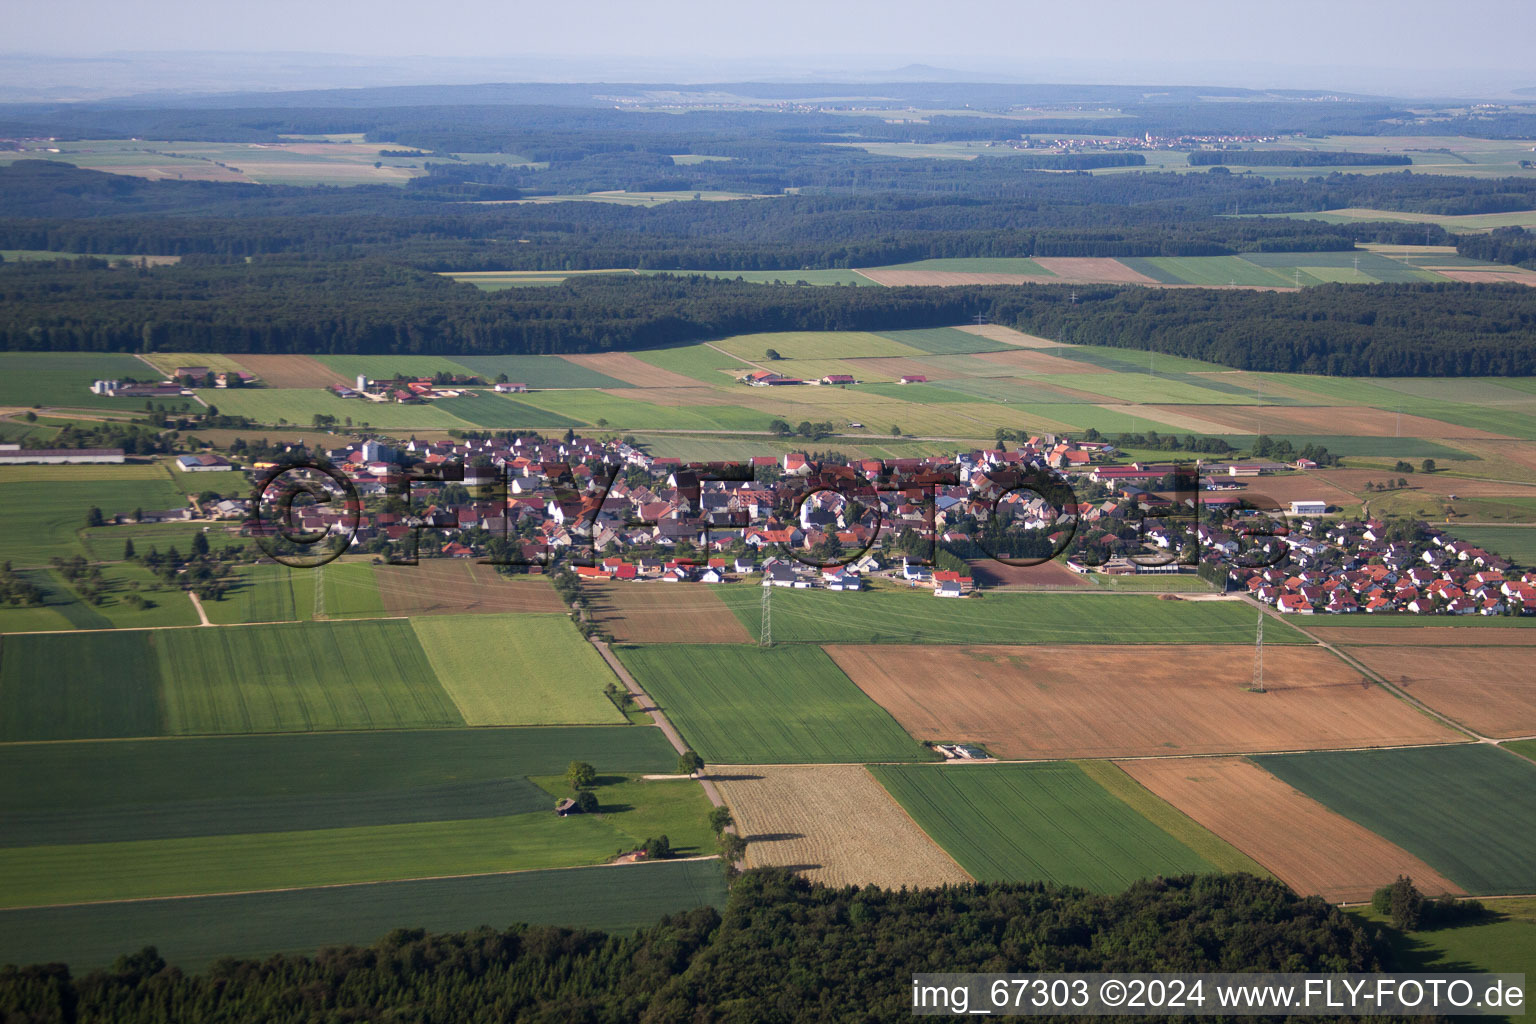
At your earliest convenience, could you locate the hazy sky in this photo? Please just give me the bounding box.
[6,0,1534,95]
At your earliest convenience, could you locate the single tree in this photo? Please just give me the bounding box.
[85,506,105,528]
[123,538,136,560]
[764,348,782,361]
[708,806,734,836]
[890,425,902,437]
[191,532,210,557]
[574,790,599,814]
[1421,458,1436,473]
[565,760,597,791]
[677,749,704,776]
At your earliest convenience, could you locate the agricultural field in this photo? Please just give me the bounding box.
[1121,757,1464,903]
[1344,645,1536,738]
[712,331,924,362]
[712,765,972,888]
[586,581,753,644]
[1119,255,1296,288]
[615,643,931,764]
[0,858,727,971]
[154,619,462,736]
[232,354,347,389]
[1355,895,1536,980]
[316,560,386,618]
[410,614,627,725]
[200,562,314,624]
[1255,745,1536,895]
[374,559,563,616]
[0,629,163,741]
[0,137,434,186]
[0,352,194,411]
[208,387,478,429]
[0,561,200,633]
[716,588,1312,646]
[826,644,1460,760]
[1441,526,1536,564]
[869,762,1223,891]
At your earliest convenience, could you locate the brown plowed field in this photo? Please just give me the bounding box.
[1309,626,1536,647]
[1345,645,1536,738]
[562,352,701,388]
[1160,404,1509,439]
[1436,269,1536,286]
[1120,757,1463,902]
[587,581,752,644]
[236,355,349,389]
[1319,469,1536,499]
[955,324,1061,348]
[1031,258,1160,284]
[713,764,973,888]
[854,270,1047,287]
[825,644,1462,760]
[967,559,1088,588]
[374,559,563,615]
[971,349,1112,375]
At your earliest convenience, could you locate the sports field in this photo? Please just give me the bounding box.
[586,581,753,643]
[716,588,1312,645]
[1121,757,1463,903]
[869,762,1222,891]
[0,859,727,971]
[410,614,627,725]
[826,644,1460,760]
[615,644,931,763]
[1255,745,1536,895]
[713,764,972,888]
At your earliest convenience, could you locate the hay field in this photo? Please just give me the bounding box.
[374,560,563,615]
[713,765,971,888]
[954,324,1060,348]
[587,582,752,644]
[1121,757,1462,902]
[234,354,349,389]
[560,352,701,388]
[826,644,1462,760]
[1345,646,1536,738]
[712,331,924,361]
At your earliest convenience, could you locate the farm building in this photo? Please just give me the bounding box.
[1290,500,1328,516]
[897,375,928,384]
[936,580,965,598]
[176,453,234,472]
[819,374,856,386]
[0,446,125,465]
[494,382,529,393]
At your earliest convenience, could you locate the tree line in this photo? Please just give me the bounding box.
[0,870,1409,1023]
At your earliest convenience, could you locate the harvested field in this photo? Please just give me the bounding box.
[1163,404,1511,439]
[561,353,700,388]
[954,324,1061,348]
[713,765,971,888]
[1031,257,1159,284]
[234,355,348,389]
[1309,626,1536,646]
[588,582,753,644]
[1435,269,1536,286]
[853,270,1045,286]
[966,559,1088,588]
[1120,757,1462,902]
[1345,646,1536,738]
[825,644,1462,760]
[970,348,1111,375]
[374,560,562,616]
[1124,405,1254,435]
[1194,471,1360,509]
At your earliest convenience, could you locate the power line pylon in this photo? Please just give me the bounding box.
[1251,605,1266,693]
[759,581,771,647]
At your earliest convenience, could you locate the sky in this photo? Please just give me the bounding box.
[4,0,1534,97]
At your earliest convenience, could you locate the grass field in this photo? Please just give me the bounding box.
[374,560,563,616]
[153,620,462,736]
[449,355,633,389]
[713,331,924,362]
[80,520,242,562]
[615,644,931,764]
[869,762,1222,890]
[1355,896,1536,979]
[410,614,626,725]
[200,563,313,624]
[0,562,200,633]
[1441,526,1536,564]
[1255,745,1536,895]
[0,475,188,565]
[0,859,727,971]
[872,327,1013,355]
[0,630,162,741]
[0,352,193,412]
[316,560,386,618]
[716,588,1311,645]
[210,388,477,429]
[1121,255,1296,288]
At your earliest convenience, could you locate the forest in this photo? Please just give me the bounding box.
[3,260,1532,376]
[0,870,1402,1024]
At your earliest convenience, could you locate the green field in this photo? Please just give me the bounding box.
[210,388,476,429]
[1037,372,1254,405]
[316,560,386,618]
[616,644,930,764]
[872,327,1011,356]
[1121,255,1295,288]
[713,331,924,361]
[0,562,200,633]
[154,620,462,736]
[0,859,727,971]
[1352,896,1536,980]
[81,520,243,562]
[1255,746,1536,895]
[0,476,188,565]
[0,352,193,412]
[449,355,633,389]
[0,630,162,741]
[864,257,1054,276]
[1508,740,1536,763]
[870,762,1222,890]
[633,343,751,384]
[448,392,586,428]
[410,614,627,725]
[716,588,1311,645]
[202,562,313,624]
[1442,523,1536,562]
[1239,250,1449,284]
[510,389,771,431]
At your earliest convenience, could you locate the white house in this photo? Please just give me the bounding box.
[1290,500,1328,516]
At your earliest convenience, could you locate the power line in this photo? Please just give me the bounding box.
[1251,604,1266,693]
[759,581,771,647]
